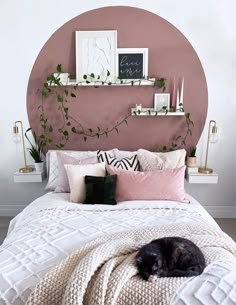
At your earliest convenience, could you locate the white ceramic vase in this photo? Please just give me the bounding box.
[34,162,44,172]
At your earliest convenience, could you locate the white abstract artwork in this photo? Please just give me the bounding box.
[154,93,170,111]
[76,31,117,82]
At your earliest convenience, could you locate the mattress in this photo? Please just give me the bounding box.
[0,192,231,305]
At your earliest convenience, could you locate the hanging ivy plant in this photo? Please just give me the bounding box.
[36,64,194,152]
[38,64,167,149]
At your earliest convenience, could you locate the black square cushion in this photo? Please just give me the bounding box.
[84,175,117,205]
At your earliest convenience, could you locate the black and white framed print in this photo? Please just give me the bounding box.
[116,48,148,80]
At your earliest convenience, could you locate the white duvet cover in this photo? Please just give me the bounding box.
[0,193,228,305]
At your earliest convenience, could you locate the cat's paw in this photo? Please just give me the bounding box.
[148,275,158,283]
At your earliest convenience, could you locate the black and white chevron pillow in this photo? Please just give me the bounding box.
[97,150,139,171]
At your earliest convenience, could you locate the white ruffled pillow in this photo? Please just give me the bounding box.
[65,162,106,203]
[137,149,186,171]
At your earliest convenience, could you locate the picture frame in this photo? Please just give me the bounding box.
[75,30,117,82]
[116,48,148,80]
[154,93,170,111]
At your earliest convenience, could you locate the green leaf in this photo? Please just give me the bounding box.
[86,80,90,84]
[83,74,87,79]
[49,125,53,132]
[96,133,100,139]
[56,64,62,73]
[97,75,100,80]
[84,136,87,142]
[107,70,110,77]
[58,128,63,133]
[40,134,45,139]
[64,89,68,96]
[89,128,93,134]
[66,122,71,126]
[57,95,63,102]
[71,127,76,133]
[162,146,167,151]
[71,93,76,98]
[90,73,95,78]
[115,128,119,134]
[63,130,68,136]
[41,124,46,129]
[108,82,112,85]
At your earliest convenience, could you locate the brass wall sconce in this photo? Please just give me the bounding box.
[198,120,218,174]
[13,121,33,173]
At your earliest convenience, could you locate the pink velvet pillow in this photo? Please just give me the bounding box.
[54,152,98,193]
[106,165,188,203]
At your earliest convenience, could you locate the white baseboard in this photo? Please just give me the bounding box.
[0,205,25,217]
[0,205,236,218]
[204,206,236,218]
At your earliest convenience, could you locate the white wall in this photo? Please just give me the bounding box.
[0,0,235,217]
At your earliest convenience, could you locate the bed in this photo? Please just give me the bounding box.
[1,149,236,305]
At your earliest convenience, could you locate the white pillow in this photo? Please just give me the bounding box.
[113,148,137,160]
[137,149,186,171]
[65,162,106,203]
[97,150,139,171]
[45,150,114,191]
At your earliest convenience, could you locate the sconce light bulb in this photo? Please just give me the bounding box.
[13,133,21,144]
[210,133,218,144]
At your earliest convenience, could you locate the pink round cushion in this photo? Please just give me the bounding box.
[106,165,188,203]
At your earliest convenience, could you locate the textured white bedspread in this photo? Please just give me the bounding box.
[0,193,228,305]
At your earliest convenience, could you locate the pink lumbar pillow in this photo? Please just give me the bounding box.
[54,152,98,193]
[65,162,106,203]
[106,165,188,203]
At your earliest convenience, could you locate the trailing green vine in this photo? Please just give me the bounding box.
[38,64,167,149]
[37,64,193,152]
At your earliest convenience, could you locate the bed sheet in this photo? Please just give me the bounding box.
[0,193,220,305]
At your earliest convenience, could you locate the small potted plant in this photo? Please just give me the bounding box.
[25,128,45,172]
[187,147,197,167]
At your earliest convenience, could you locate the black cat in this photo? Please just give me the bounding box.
[136,237,205,282]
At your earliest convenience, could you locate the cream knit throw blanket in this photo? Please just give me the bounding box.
[26,223,236,305]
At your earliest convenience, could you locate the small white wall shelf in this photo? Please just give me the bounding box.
[131,108,185,116]
[49,78,156,87]
[186,171,218,184]
[14,170,45,183]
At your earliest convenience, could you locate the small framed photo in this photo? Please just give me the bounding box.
[116,48,148,80]
[75,30,117,82]
[154,93,170,111]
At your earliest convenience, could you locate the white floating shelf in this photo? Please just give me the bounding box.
[48,78,156,87]
[131,108,185,116]
[14,170,45,183]
[186,172,218,184]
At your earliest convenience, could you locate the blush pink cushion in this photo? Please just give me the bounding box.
[65,162,106,203]
[54,152,98,193]
[106,165,188,203]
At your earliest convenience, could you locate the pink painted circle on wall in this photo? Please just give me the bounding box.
[27,6,207,151]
